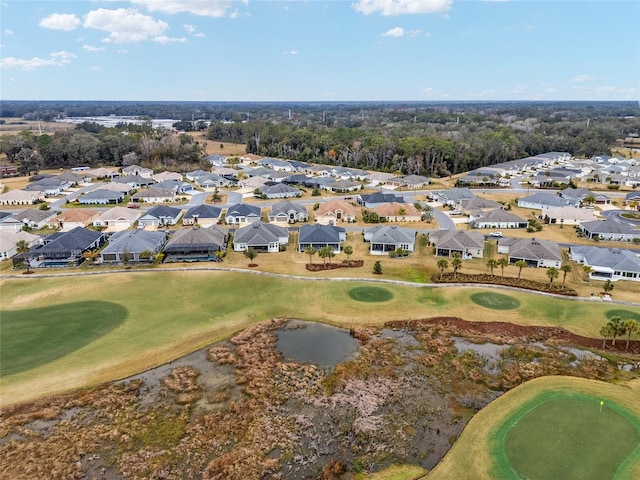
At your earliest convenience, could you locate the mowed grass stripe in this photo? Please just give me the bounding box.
[1,273,639,406]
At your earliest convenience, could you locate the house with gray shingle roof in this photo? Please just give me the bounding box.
[132,187,175,203]
[12,209,57,229]
[517,192,569,210]
[459,196,502,212]
[163,226,227,262]
[78,189,124,205]
[233,221,288,252]
[268,201,308,224]
[364,225,416,255]
[28,226,105,267]
[579,219,640,242]
[357,192,406,208]
[113,174,155,188]
[429,230,484,259]
[569,246,640,282]
[182,205,222,227]
[428,188,476,206]
[497,237,562,268]
[543,206,597,225]
[100,229,167,263]
[558,188,611,206]
[469,209,529,229]
[226,203,261,225]
[256,183,301,199]
[298,224,346,254]
[138,205,183,228]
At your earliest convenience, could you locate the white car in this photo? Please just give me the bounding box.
[489,231,503,237]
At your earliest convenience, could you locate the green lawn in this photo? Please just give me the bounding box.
[499,395,640,480]
[348,286,394,302]
[470,292,521,310]
[1,272,639,405]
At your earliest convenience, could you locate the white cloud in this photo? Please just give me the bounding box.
[0,50,76,70]
[117,49,128,54]
[83,8,168,43]
[354,0,452,16]
[184,24,196,34]
[39,13,81,31]
[194,32,206,38]
[383,27,405,37]
[91,66,101,71]
[424,32,432,38]
[153,35,187,44]
[283,50,299,55]
[569,74,593,83]
[83,44,106,52]
[131,0,239,18]
[4,29,14,35]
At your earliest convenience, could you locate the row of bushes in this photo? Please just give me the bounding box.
[432,272,579,296]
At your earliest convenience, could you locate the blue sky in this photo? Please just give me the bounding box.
[1,0,638,102]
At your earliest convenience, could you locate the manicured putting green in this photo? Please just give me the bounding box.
[470,292,520,310]
[348,286,394,303]
[1,301,127,377]
[607,309,640,322]
[503,397,640,480]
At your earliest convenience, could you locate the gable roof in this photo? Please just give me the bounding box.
[473,209,527,223]
[145,205,182,219]
[183,205,222,220]
[35,227,103,254]
[580,219,639,234]
[316,199,356,216]
[501,237,562,261]
[96,206,142,222]
[53,209,99,223]
[101,229,167,254]
[373,202,422,217]
[459,196,502,210]
[81,189,124,201]
[234,221,288,244]
[12,209,56,223]
[429,229,484,250]
[360,192,405,204]
[571,245,640,273]
[364,225,416,244]
[163,226,226,251]
[518,192,569,207]
[226,203,261,217]
[269,201,307,216]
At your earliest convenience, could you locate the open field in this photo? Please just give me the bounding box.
[1,271,639,406]
[0,118,74,136]
[427,376,640,480]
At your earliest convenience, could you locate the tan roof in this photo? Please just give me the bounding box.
[373,202,421,217]
[96,206,142,222]
[316,200,356,216]
[54,209,100,222]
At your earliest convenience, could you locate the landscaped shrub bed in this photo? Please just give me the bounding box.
[432,273,578,296]
[306,260,364,271]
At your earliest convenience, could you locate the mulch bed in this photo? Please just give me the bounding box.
[306,260,364,271]
[432,273,579,296]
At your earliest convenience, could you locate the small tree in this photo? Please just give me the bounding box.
[497,257,509,278]
[154,252,165,264]
[318,246,331,266]
[373,260,383,274]
[515,260,527,280]
[305,246,317,265]
[451,253,462,279]
[622,319,639,351]
[244,247,258,266]
[343,245,353,262]
[608,316,623,346]
[560,263,572,287]
[16,240,31,273]
[82,249,100,265]
[546,267,559,286]
[139,250,154,263]
[603,279,614,295]
[437,259,448,281]
[121,251,133,265]
[486,258,498,276]
[600,324,613,349]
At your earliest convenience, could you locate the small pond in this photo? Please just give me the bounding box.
[276,320,360,368]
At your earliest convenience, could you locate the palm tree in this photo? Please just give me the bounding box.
[82,249,100,265]
[608,316,623,346]
[244,247,258,266]
[304,246,317,265]
[326,247,335,266]
[600,324,613,349]
[515,260,528,280]
[16,240,31,273]
[451,253,462,279]
[546,267,559,286]
[497,257,509,278]
[318,246,331,266]
[622,319,639,351]
[343,245,353,262]
[486,258,498,276]
[437,259,448,281]
[582,265,593,281]
[560,263,572,287]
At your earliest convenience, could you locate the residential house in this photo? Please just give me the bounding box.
[206,154,228,167]
[298,224,345,254]
[94,182,134,195]
[12,209,56,229]
[0,189,45,205]
[28,227,105,267]
[55,172,85,186]
[625,192,640,206]
[0,212,24,232]
[78,189,124,205]
[93,206,142,231]
[497,237,562,268]
[0,230,40,260]
[100,229,167,263]
[226,203,261,225]
[358,192,406,208]
[152,171,183,182]
[363,225,416,255]
[121,165,153,178]
[258,158,293,171]
[579,219,640,242]
[268,201,308,224]
[264,171,294,183]
[193,173,235,189]
[429,230,484,259]
[367,171,396,186]
[373,202,423,222]
[558,188,611,206]
[459,196,502,213]
[163,226,228,262]
[132,187,176,203]
[397,174,431,189]
[185,170,212,181]
[324,179,362,193]
[569,246,640,282]
[517,192,569,210]
[233,221,289,252]
[314,200,357,225]
[50,209,100,231]
[543,206,597,226]
[469,209,529,229]
[86,167,120,179]
[155,180,196,195]
[113,174,155,189]
[182,205,223,227]
[24,177,70,196]
[138,206,183,228]
[256,183,301,199]
[428,188,476,206]
[239,153,264,165]
[282,174,314,187]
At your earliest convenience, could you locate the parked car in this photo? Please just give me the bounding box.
[450,210,463,215]
[489,231,503,237]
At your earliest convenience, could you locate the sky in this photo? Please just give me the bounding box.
[0,0,639,102]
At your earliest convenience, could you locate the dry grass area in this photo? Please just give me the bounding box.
[184,131,247,157]
[0,118,74,136]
